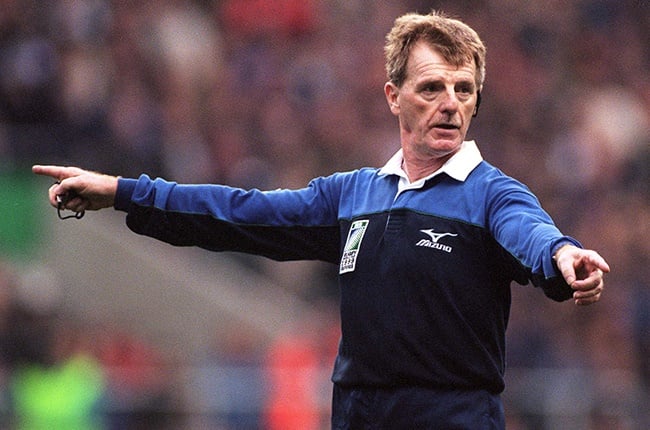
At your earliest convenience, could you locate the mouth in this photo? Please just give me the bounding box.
[433,123,460,130]
[429,122,462,141]
[432,123,461,137]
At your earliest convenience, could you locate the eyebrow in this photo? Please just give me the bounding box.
[414,75,476,90]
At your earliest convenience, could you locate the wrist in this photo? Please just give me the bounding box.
[552,243,574,262]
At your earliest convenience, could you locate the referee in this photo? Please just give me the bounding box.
[34,10,609,429]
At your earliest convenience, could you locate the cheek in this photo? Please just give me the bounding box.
[461,103,475,121]
[397,103,417,127]
[401,110,429,135]
[460,115,471,129]
[403,102,433,124]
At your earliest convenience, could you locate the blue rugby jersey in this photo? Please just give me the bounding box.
[114,141,579,393]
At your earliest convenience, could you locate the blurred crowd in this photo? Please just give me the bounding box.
[0,260,339,429]
[0,0,648,428]
[0,262,175,429]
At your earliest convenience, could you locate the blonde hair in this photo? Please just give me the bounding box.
[384,10,486,90]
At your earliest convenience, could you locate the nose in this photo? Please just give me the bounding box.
[439,87,459,114]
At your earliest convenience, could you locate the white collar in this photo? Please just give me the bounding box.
[379,140,483,193]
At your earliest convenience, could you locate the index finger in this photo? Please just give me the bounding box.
[584,251,611,274]
[32,165,83,181]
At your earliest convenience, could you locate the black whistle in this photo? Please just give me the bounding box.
[56,190,85,220]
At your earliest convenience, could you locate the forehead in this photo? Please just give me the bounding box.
[406,41,476,83]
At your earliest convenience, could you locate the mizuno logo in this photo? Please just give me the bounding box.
[419,229,458,243]
[416,229,458,253]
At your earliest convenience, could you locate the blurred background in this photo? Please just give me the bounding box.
[0,0,648,429]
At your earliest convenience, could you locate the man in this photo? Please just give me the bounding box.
[34,10,609,429]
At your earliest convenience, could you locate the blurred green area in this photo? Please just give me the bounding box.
[0,169,47,261]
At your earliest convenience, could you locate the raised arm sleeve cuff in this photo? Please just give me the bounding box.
[546,237,582,277]
[114,178,138,212]
[534,237,583,301]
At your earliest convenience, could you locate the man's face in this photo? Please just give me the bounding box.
[385,41,479,163]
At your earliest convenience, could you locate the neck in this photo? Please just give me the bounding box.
[401,151,455,183]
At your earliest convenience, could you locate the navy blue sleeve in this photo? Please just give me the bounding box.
[113,174,343,263]
[484,174,581,301]
[114,177,138,212]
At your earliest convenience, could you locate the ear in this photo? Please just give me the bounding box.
[472,91,481,117]
[384,82,400,115]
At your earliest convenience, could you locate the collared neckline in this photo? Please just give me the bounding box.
[379,140,483,193]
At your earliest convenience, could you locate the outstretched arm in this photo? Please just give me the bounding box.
[553,244,610,306]
[32,165,119,212]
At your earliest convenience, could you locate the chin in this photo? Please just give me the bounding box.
[427,139,463,154]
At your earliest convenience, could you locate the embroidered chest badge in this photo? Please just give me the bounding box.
[340,219,369,274]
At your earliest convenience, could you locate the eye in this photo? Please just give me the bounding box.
[455,82,475,101]
[456,83,474,94]
[420,82,444,94]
